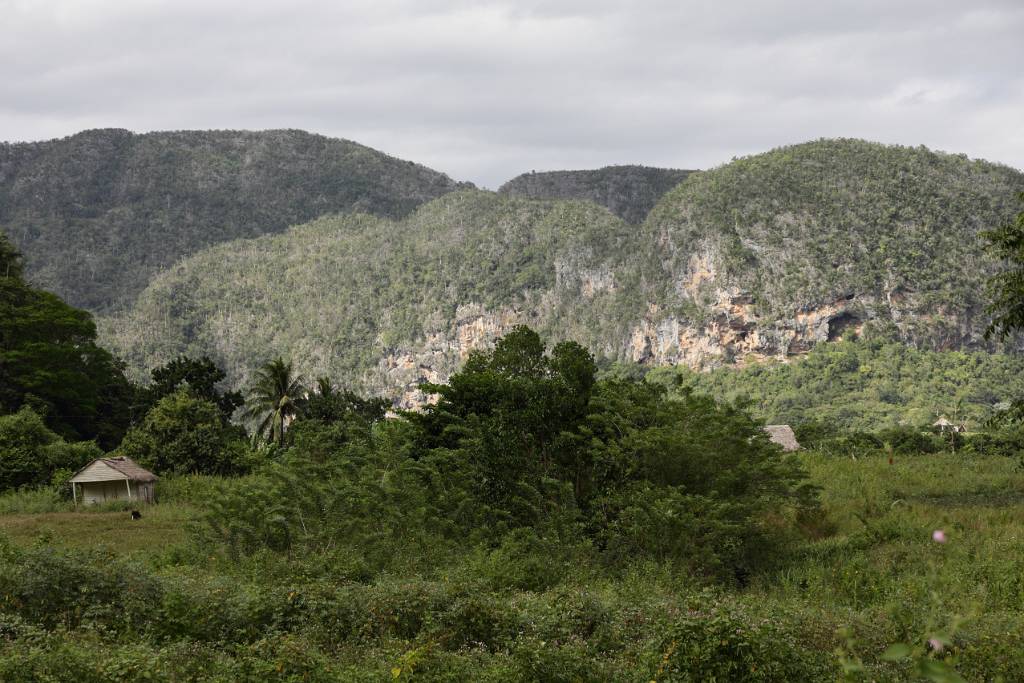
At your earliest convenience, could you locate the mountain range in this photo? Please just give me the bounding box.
[15,134,1005,404]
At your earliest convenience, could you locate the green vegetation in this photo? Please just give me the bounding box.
[0,408,101,491]
[0,129,467,313]
[644,338,1024,431]
[984,192,1024,341]
[2,449,1021,680]
[1,322,1022,679]
[984,192,1024,423]
[243,357,307,447]
[2,136,1024,679]
[498,164,695,224]
[99,190,638,392]
[140,355,244,424]
[645,139,1024,331]
[115,391,251,476]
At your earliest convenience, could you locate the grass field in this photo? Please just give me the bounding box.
[1,452,1023,681]
[0,506,191,554]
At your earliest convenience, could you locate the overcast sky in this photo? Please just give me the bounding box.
[2,0,1022,188]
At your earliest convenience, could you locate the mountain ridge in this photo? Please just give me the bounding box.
[0,128,470,313]
[499,164,695,223]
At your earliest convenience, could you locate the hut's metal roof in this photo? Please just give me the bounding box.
[70,456,158,483]
[764,424,801,452]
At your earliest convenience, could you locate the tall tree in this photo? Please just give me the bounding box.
[0,232,135,448]
[117,390,250,476]
[0,234,24,280]
[244,357,305,446]
[143,355,243,423]
[300,377,389,426]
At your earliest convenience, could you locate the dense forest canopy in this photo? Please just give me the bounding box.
[643,338,1024,431]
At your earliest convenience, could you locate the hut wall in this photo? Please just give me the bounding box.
[80,481,152,505]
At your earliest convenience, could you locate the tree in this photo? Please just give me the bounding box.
[244,357,305,446]
[301,376,389,426]
[143,355,243,423]
[0,407,101,491]
[409,326,598,528]
[116,390,250,475]
[0,233,135,448]
[0,233,23,279]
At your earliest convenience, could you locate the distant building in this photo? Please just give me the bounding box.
[932,417,966,433]
[69,456,158,506]
[764,424,801,452]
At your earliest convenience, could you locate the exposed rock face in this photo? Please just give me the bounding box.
[499,165,695,224]
[374,304,527,409]
[624,293,867,370]
[371,292,873,409]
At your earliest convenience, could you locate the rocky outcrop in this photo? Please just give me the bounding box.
[372,304,526,409]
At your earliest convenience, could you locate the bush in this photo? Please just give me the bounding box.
[473,528,578,592]
[0,487,68,514]
[876,425,944,454]
[651,595,835,681]
[0,544,162,631]
[963,426,1024,458]
[116,390,253,476]
[0,408,100,492]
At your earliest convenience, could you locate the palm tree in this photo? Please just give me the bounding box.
[314,376,335,398]
[245,357,305,446]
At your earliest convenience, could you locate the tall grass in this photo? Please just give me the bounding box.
[0,488,69,514]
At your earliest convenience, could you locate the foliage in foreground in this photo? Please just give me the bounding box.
[199,327,816,585]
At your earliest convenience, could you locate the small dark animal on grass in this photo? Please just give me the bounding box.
[130,510,142,520]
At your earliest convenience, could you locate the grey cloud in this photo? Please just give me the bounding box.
[1,0,1022,187]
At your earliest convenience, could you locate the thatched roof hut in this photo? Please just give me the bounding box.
[933,417,965,433]
[69,456,158,505]
[764,424,801,452]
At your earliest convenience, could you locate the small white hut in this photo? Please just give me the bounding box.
[69,456,158,506]
[764,424,801,452]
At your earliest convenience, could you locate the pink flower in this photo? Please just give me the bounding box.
[932,529,947,543]
[928,637,944,652]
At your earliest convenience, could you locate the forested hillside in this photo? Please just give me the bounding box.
[498,165,694,223]
[100,139,1024,406]
[644,339,1024,431]
[0,129,468,312]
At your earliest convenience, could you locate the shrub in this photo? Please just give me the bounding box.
[0,408,100,492]
[474,528,578,592]
[116,390,253,476]
[651,595,835,681]
[962,425,1024,458]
